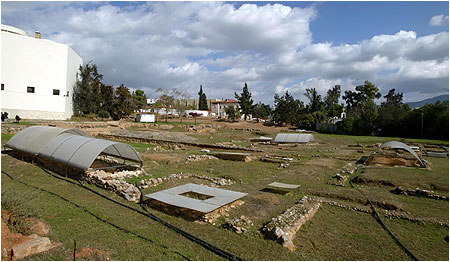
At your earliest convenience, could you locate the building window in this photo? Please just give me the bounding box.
[27,86,35,93]
[53,89,60,95]
[1,84,4,91]
[66,91,69,96]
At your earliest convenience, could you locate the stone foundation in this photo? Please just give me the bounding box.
[139,173,234,189]
[86,169,142,202]
[144,199,244,223]
[262,196,322,251]
[391,187,449,201]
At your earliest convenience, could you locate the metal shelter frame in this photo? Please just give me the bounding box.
[380,141,427,168]
[5,126,143,183]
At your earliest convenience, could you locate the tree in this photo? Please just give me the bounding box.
[225,105,240,121]
[111,84,133,120]
[272,91,304,126]
[304,88,323,113]
[381,88,403,107]
[377,89,409,137]
[73,63,103,115]
[235,82,254,120]
[253,102,272,120]
[156,88,175,122]
[99,83,115,116]
[325,85,343,117]
[342,80,381,110]
[198,85,208,110]
[132,89,147,111]
[172,89,190,123]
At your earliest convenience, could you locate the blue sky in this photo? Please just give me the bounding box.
[2,1,449,104]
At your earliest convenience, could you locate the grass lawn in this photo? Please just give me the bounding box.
[1,122,448,260]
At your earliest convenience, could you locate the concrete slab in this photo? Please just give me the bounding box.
[268,182,300,189]
[426,152,447,158]
[209,152,251,162]
[145,183,247,214]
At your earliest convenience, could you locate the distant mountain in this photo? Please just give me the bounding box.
[406,94,449,108]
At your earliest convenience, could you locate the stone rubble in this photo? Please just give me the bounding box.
[185,154,219,164]
[328,163,354,187]
[223,215,253,234]
[139,173,234,189]
[90,169,143,180]
[86,170,142,202]
[201,200,245,224]
[261,196,322,251]
[391,186,449,200]
[11,234,57,260]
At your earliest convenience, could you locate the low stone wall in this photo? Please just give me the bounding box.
[261,196,322,251]
[391,187,449,200]
[86,170,141,202]
[185,155,218,164]
[139,173,234,189]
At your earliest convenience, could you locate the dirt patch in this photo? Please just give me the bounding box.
[367,155,421,167]
[304,158,336,168]
[75,247,110,261]
[1,219,30,260]
[1,210,55,260]
[352,176,397,187]
[141,152,183,164]
[251,193,281,206]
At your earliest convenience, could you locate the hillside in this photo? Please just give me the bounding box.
[406,94,449,108]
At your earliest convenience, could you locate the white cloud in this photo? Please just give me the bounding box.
[1,2,448,104]
[429,14,449,26]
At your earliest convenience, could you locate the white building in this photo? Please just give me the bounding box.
[1,24,83,120]
[211,99,239,117]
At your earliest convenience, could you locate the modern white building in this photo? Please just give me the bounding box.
[1,24,83,120]
[211,99,240,117]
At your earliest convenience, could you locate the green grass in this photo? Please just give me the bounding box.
[122,141,157,153]
[1,124,448,261]
[1,133,14,144]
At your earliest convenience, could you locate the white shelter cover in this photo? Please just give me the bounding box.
[38,133,143,170]
[5,126,91,155]
[380,141,426,167]
[274,133,315,143]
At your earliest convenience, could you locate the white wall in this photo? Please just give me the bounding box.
[65,47,83,119]
[1,27,83,120]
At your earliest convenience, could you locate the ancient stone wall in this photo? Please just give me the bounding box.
[261,196,322,251]
[139,173,234,189]
[86,170,142,202]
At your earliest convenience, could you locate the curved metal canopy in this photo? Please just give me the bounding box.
[5,126,91,155]
[274,133,315,143]
[380,141,426,167]
[5,126,142,170]
[38,133,143,170]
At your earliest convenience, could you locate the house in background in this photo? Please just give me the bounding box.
[1,24,83,120]
[211,99,239,117]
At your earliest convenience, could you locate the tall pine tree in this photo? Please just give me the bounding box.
[198,85,208,110]
[235,82,254,120]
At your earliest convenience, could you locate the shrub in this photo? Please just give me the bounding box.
[97,110,110,119]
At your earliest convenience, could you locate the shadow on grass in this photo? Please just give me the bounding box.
[260,187,290,195]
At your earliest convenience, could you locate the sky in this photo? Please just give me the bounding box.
[1,1,449,104]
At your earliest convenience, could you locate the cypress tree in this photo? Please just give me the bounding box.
[235,82,254,120]
[198,85,208,110]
